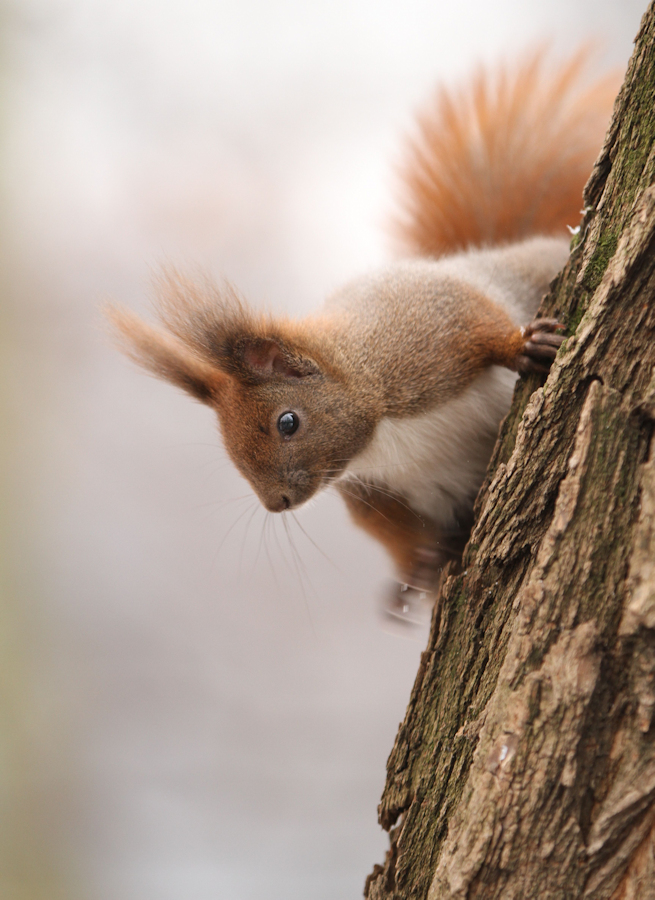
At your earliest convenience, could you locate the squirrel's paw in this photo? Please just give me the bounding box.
[406,544,446,592]
[516,318,565,375]
[382,582,433,628]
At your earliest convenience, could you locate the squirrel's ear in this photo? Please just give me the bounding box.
[238,337,321,380]
[107,305,225,403]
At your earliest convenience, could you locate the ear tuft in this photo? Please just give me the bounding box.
[106,304,225,404]
[111,269,323,390]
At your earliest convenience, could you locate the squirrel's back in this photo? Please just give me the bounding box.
[393,46,619,258]
[328,234,569,322]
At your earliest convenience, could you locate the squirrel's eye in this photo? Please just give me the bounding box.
[277,411,299,436]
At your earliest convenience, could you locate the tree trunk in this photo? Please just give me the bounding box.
[365,6,655,898]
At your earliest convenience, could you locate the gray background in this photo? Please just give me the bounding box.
[1,1,645,898]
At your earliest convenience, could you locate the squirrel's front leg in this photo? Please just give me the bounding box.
[338,480,469,592]
[454,291,565,388]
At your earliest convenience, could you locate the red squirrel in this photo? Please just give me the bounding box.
[109,49,616,597]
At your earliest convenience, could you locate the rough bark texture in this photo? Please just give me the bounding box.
[365,7,655,899]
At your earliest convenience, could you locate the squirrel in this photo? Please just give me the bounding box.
[108,48,616,600]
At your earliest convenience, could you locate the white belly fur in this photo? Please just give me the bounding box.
[341,366,517,529]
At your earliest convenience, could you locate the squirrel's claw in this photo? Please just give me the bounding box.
[517,318,565,375]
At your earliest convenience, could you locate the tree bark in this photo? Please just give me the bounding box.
[365,6,655,898]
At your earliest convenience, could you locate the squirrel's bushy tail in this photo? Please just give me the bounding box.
[395,46,619,257]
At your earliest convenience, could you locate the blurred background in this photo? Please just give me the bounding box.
[0,1,646,898]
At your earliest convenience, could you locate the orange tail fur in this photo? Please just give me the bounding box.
[394,47,620,257]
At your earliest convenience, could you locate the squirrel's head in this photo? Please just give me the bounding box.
[108,272,377,511]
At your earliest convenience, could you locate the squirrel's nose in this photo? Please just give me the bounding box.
[266,495,290,512]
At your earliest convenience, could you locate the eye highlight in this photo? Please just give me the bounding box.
[277,411,300,437]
